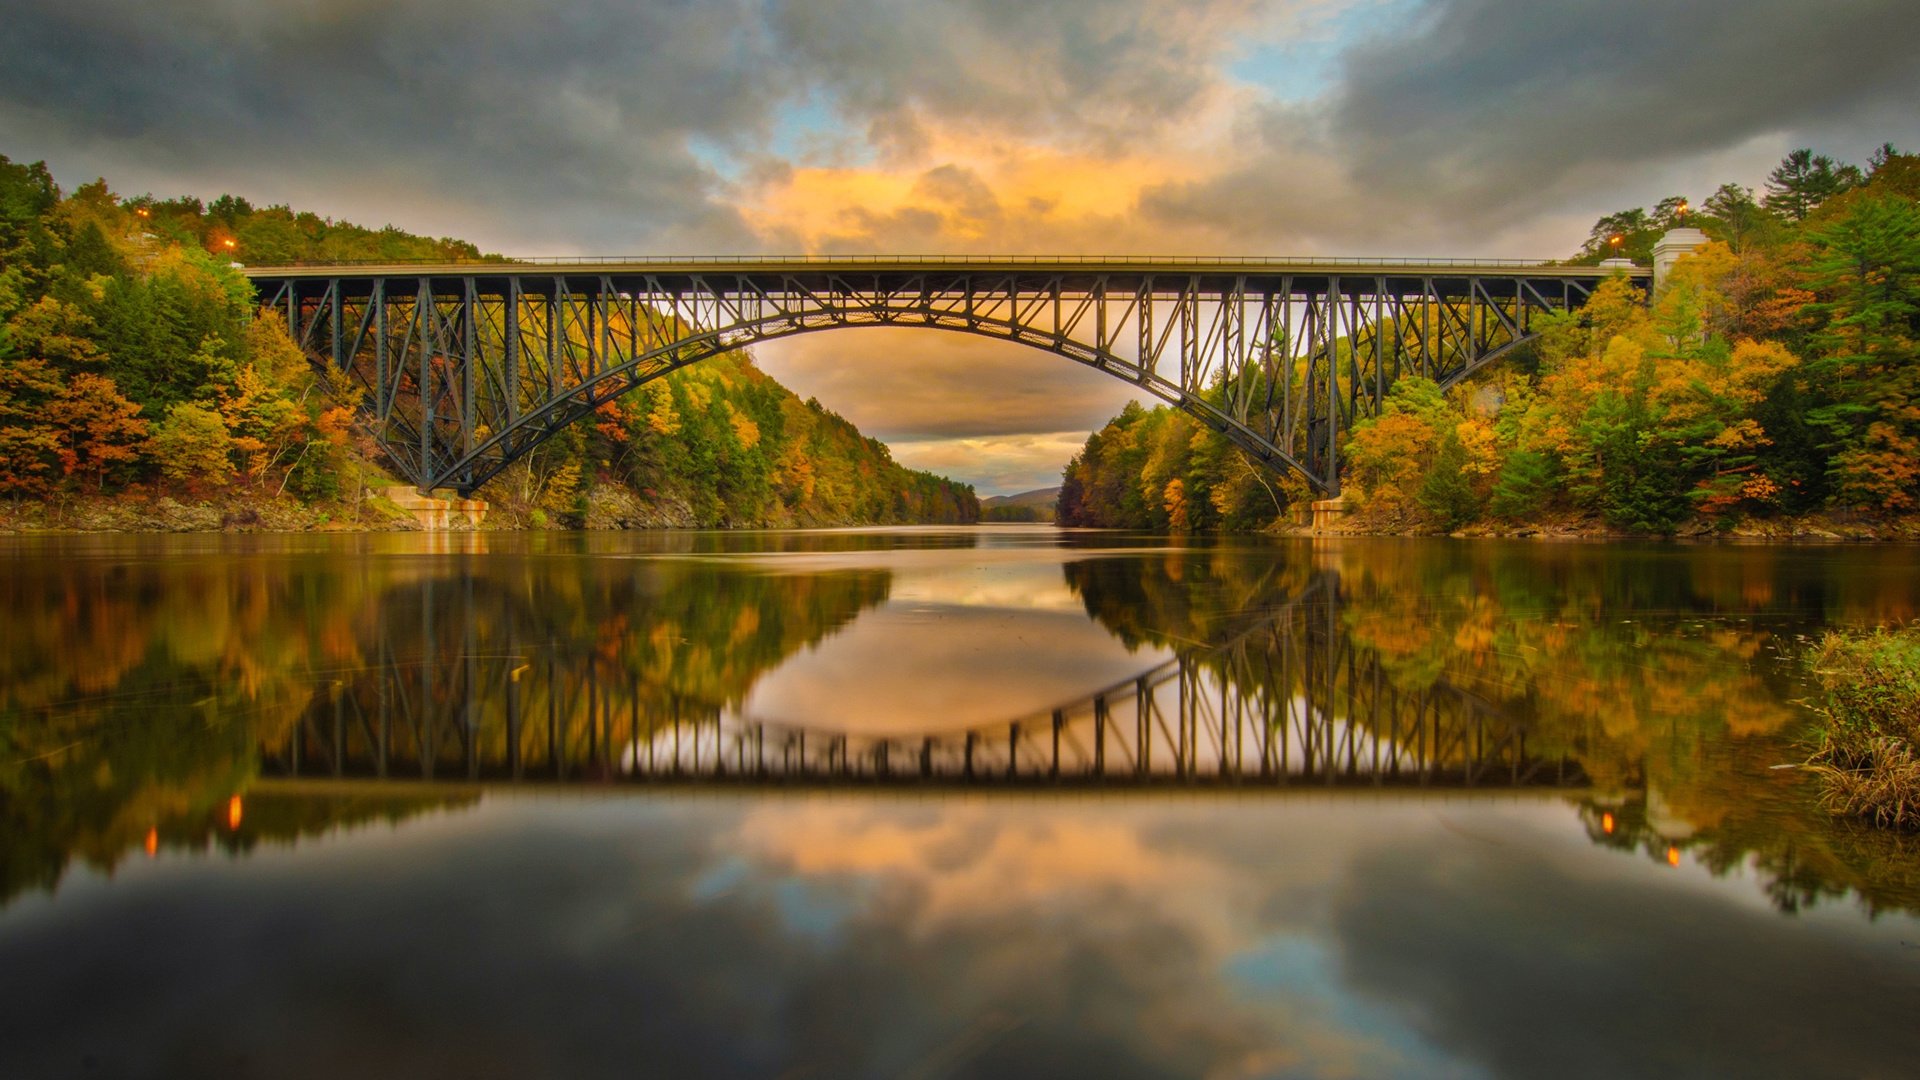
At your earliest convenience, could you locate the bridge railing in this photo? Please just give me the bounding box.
[242,252,1600,271]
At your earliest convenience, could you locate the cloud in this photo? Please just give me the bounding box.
[1145,0,1920,254]
[765,0,1276,149]
[1333,0,1920,209]
[889,432,1097,495]
[0,0,781,252]
[753,328,1138,438]
[750,323,1141,492]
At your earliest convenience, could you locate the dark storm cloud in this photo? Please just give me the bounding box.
[1145,0,1920,249]
[0,0,1263,253]
[1333,0,1920,205]
[765,0,1258,149]
[0,0,781,250]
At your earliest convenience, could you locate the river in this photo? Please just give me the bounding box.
[2,527,1918,1078]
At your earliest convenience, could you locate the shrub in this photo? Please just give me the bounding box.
[1804,626,1920,830]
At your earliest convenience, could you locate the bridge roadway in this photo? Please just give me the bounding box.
[246,256,1630,304]
[246,256,1646,496]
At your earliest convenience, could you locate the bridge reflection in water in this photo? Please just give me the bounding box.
[265,571,1583,790]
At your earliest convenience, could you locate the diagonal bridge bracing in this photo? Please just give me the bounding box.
[247,258,1646,496]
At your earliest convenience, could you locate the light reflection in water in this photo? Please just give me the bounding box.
[4,531,1920,1077]
[3,531,1920,911]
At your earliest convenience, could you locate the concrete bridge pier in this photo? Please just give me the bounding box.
[1654,228,1710,292]
[1310,497,1349,533]
[382,487,488,530]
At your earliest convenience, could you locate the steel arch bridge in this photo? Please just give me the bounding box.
[247,257,1644,496]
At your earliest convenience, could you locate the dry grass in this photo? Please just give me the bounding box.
[1804,625,1920,830]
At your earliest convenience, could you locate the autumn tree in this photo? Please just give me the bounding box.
[0,295,150,493]
[45,373,149,490]
[152,402,236,490]
[0,351,62,496]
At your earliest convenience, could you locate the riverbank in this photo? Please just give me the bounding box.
[1805,626,1920,830]
[0,480,971,533]
[9,492,1920,540]
[0,491,418,533]
[1280,507,1920,542]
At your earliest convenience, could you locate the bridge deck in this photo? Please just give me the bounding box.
[244,255,1640,283]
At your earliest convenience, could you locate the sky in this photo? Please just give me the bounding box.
[4,0,1918,494]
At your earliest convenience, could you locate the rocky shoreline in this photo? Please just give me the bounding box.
[1281,510,1920,542]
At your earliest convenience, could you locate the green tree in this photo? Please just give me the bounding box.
[1418,433,1479,529]
[1764,149,1862,223]
[1701,183,1777,251]
[152,402,236,490]
[1800,193,1920,508]
[1489,450,1555,519]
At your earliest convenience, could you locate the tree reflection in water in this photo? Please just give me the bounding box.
[2,532,1918,915]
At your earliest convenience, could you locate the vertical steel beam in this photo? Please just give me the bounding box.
[505,278,521,427]
[1325,278,1341,495]
[416,279,434,491]
[548,278,562,403]
[461,277,477,468]
[373,280,387,418]
[329,282,343,372]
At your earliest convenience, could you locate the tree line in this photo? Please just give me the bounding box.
[0,153,978,527]
[1058,145,1920,533]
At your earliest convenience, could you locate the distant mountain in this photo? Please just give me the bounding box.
[981,486,1059,523]
[981,486,1061,509]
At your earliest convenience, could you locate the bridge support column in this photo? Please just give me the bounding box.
[382,486,488,530]
[1310,497,1349,533]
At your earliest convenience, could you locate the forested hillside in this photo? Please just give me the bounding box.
[0,153,977,529]
[1058,145,1920,536]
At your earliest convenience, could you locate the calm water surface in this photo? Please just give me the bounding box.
[2,527,1919,1078]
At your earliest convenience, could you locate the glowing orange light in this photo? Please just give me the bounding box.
[1609,234,1624,247]
[145,827,159,857]
[1665,845,1681,868]
[222,238,236,249]
[1602,812,1615,835]
[227,795,244,831]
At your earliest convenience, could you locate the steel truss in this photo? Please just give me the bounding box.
[249,260,1638,496]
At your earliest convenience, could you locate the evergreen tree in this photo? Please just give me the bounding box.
[1764,149,1862,222]
[1489,450,1555,519]
[1800,193,1920,508]
[1418,433,1479,529]
[1701,183,1776,251]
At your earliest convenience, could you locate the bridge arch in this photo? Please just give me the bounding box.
[451,310,1318,499]
[249,259,1637,496]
